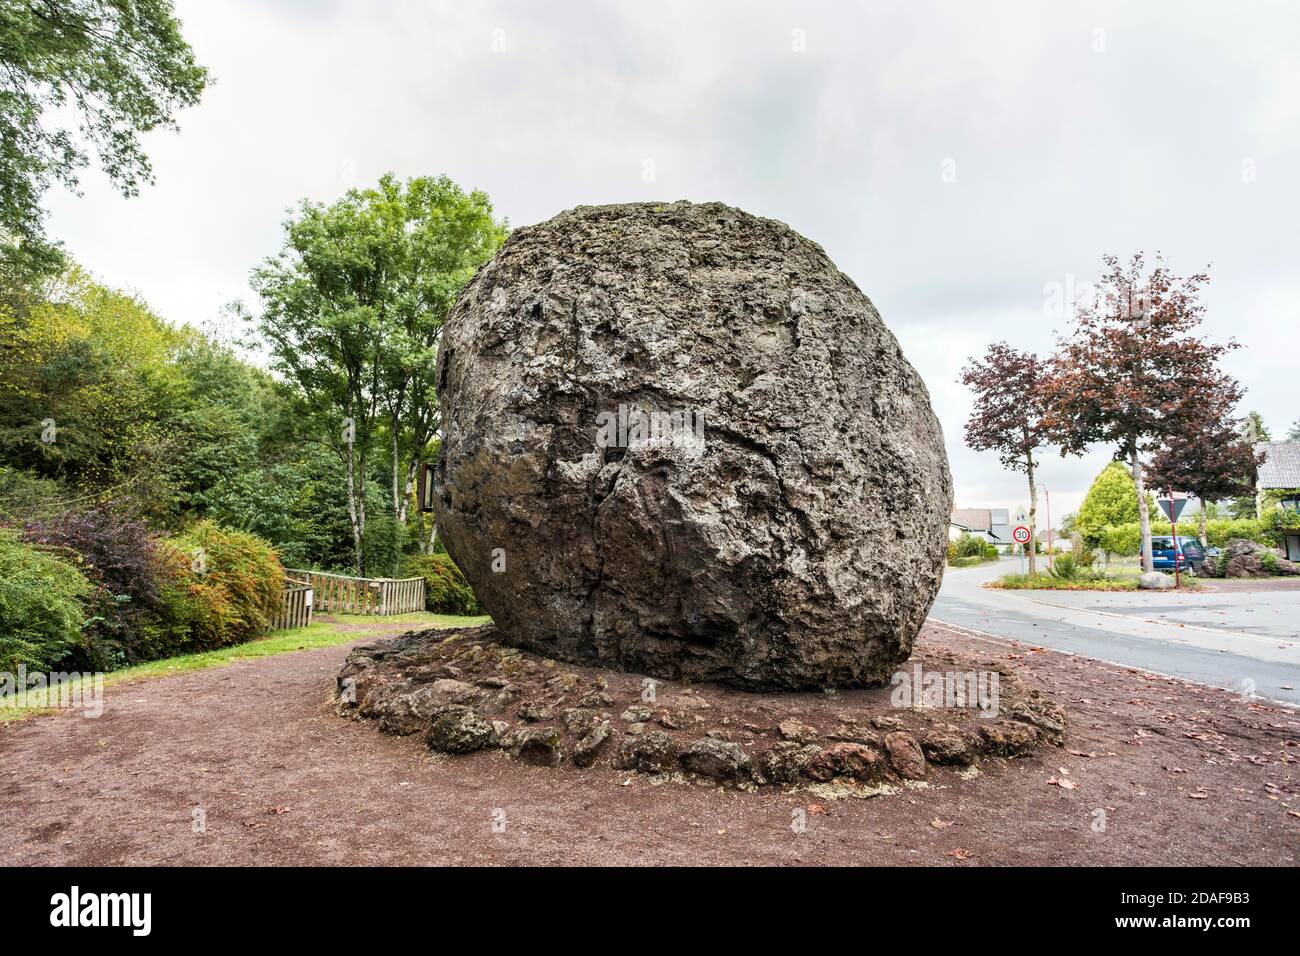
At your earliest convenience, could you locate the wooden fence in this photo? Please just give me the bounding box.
[285,569,426,616]
[272,578,314,631]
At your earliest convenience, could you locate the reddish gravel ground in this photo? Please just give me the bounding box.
[2,619,1297,866]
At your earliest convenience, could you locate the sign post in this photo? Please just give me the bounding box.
[1012,524,1031,573]
[1157,491,1188,589]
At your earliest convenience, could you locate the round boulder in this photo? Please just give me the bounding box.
[434,201,952,689]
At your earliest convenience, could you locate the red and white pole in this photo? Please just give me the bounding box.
[1169,485,1180,589]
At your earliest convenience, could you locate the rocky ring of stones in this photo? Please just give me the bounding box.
[335,625,1066,793]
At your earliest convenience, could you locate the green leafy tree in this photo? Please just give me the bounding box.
[0,0,209,278]
[1286,419,1300,441]
[1240,410,1270,443]
[0,267,186,490]
[371,175,507,534]
[247,174,506,572]
[1076,461,1141,548]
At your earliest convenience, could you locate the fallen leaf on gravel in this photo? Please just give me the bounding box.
[1165,766,1188,774]
[268,806,292,815]
[946,848,973,861]
[930,818,954,829]
[243,821,267,829]
[807,803,829,816]
[1287,810,1300,818]
[1047,776,1078,790]
[1187,790,1209,800]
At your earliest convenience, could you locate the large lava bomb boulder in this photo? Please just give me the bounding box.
[433,201,952,689]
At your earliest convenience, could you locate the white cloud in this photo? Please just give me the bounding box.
[40,0,1300,517]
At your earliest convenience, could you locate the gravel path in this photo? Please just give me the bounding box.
[2,622,1296,866]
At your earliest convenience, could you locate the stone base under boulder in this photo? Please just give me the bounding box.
[1197,538,1300,578]
[335,624,1065,791]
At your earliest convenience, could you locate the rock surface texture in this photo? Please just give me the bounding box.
[434,201,952,689]
[1200,538,1300,578]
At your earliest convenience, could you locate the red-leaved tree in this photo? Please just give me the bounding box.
[1044,253,1240,572]
[1147,397,1262,545]
[959,342,1052,574]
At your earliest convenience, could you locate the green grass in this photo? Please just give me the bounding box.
[988,569,1201,591]
[989,572,1140,591]
[0,610,489,722]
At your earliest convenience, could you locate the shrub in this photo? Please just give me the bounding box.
[158,521,284,650]
[953,532,989,559]
[0,528,92,672]
[1260,550,1280,574]
[21,505,171,670]
[403,552,483,615]
[1048,554,1079,580]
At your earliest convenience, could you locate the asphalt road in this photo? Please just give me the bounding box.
[929,558,1300,706]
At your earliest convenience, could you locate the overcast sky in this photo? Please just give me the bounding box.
[43,0,1300,519]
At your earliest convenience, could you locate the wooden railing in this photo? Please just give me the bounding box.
[272,578,314,631]
[285,569,426,616]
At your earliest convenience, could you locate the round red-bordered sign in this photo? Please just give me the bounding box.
[1012,525,1031,544]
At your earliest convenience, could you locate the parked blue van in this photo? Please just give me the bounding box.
[1141,535,1207,574]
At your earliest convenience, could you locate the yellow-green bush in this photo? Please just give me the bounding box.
[157,521,284,650]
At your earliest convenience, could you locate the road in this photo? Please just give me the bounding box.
[929,558,1300,706]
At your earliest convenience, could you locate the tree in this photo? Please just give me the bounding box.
[1241,410,1270,443]
[1147,401,1262,544]
[1044,253,1240,572]
[0,266,187,489]
[370,176,507,533]
[1287,419,1300,441]
[1076,461,1141,548]
[0,0,209,279]
[248,174,506,573]
[959,342,1051,573]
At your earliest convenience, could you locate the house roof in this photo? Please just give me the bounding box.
[951,508,992,532]
[1257,441,1300,490]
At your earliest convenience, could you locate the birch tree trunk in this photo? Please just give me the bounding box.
[1131,439,1154,573]
[345,434,363,575]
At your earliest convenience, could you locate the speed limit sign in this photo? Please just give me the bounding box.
[1012,525,1031,544]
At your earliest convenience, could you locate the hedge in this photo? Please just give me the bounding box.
[948,533,1000,564]
[1098,517,1271,556]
